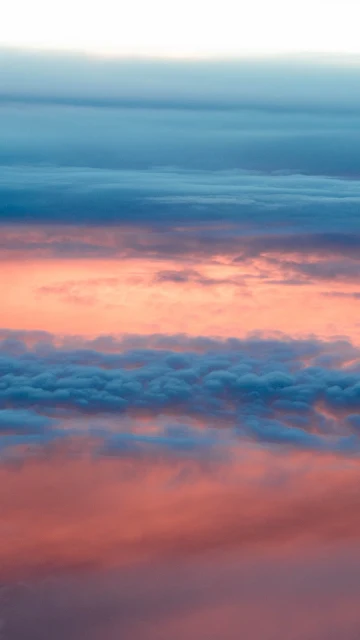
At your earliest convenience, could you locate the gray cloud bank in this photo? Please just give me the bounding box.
[1,50,360,230]
[1,332,360,453]
[1,166,360,232]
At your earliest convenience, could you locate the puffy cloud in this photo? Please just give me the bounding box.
[0,333,360,453]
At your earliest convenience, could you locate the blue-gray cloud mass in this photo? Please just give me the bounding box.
[0,333,360,455]
[1,50,360,235]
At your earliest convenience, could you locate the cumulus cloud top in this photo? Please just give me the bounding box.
[0,333,359,456]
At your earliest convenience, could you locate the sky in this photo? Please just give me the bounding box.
[2,0,360,57]
[2,9,360,640]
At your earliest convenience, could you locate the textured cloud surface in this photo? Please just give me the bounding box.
[0,334,360,451]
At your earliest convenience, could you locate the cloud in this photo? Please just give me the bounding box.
[0,409,53,434]
[102,424,225,460]
[322,291,360,300]
[2,51,360,112]
[3,225,360,294]
[268,258,360,283]
[0,333,360,453]
[1,166,360,228]
[2,54,360,250]
[154,269,246,287]
[233,232,360,261]
[2,50,360,636]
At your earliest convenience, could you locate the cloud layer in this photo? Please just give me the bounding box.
[2,49,360,639]
[0,333,360,454]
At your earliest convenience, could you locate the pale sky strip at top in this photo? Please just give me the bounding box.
[1,0,360,57]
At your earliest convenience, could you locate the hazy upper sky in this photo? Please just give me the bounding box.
[1,0,360,58]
